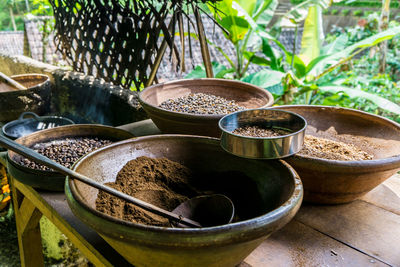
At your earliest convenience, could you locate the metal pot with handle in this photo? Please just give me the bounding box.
[2,112,75,140]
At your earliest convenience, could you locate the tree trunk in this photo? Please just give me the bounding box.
[25,0,30,12]
[9,7,17,31]
[379,0,391,73]
[42,20,49,63]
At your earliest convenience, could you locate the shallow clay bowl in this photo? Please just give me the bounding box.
[139,78,274,137]
[65,135,302,267]
[276,105,400,204]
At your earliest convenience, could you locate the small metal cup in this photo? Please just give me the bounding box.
[219,108,307,159]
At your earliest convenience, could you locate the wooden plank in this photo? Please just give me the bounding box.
[361,174,400,215]
[39,191,131,266]
[12,178,113,267]
[10,178,44,267]
[18,197,41,233]
[244,220,388,267]
[296,200,400,266]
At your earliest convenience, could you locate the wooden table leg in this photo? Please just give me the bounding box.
[10,177,44,267]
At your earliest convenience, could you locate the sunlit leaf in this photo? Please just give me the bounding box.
[309,26,400,77]
[299,5,324,65]
[253,0,277,26]
[243,51,271,65]
[321,34,348,55]
[185,62,229,79]
[241,69,285,93]
[319,85,400,115]
[235,0,257,16]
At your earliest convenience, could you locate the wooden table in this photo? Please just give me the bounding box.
[7,120,400,267]
[245,173,400,267]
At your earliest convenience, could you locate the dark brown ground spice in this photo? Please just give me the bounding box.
[95,156,201,226]
[233,125,292,137]
[299,135,373,161]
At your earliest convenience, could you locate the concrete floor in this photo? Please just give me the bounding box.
[0,206,20,267]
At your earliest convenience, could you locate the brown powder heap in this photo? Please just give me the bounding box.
[95,156,200,226]
[299,135,373,161]
[233,126,292,137]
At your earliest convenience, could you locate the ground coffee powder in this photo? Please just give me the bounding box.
[299,135,373,160]
[95,156,200,226]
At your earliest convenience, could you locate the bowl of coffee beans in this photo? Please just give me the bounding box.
[5,124,134,191]
[139,78,274,137]
[219,109,307,159]
[275,105,400,204]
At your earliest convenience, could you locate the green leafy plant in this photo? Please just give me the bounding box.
[331,8,339,15]
[313,67,400,122]
[186,0,400,117]
[341,9,350,16]
[353,9,363,16]
[203,0,279,79]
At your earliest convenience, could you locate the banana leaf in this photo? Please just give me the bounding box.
[253,0,278,26]
[274,0,331,29]
[241,69,285,96]
[299,5,324,65]
[307,26,400,77]
[319,85,400,115]
[208,0,252,44]
[321,34,348,55]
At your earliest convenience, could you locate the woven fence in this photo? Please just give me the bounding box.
[49,0,201,90]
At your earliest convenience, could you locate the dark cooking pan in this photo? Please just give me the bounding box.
[0,124,134,191]
[2,112,75,140]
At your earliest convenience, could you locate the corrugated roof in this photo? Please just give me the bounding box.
[24,17,62,64]
[0,31,24,56]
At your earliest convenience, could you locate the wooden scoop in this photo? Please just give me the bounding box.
[0,72,27,91]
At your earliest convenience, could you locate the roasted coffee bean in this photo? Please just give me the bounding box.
[233,126,292,137]
[18,137,113,171]
[159,93,244,115]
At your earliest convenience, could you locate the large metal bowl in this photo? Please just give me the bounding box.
[219,109,307,159]
[276,105,400,204]
[4,124,134,191]
[139,79,274,137]
[65,135,303,267]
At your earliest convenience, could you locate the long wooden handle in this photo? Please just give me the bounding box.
[0,72,27,90]
[0,135,201,227]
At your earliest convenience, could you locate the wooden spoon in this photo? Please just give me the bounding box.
[0,72,27,91]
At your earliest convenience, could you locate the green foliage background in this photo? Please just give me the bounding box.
[0,0,52,31]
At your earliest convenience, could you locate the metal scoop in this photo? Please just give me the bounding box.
[0,135,234,228]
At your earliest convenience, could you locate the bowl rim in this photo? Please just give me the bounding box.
[7,124,135,174]
[218,108,308,140]
[66,134,303,237]
[275,105,400,169]
[11,73,50,88]
[138,78,274,119]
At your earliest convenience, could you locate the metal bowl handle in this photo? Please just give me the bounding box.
[18,112,40,121]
